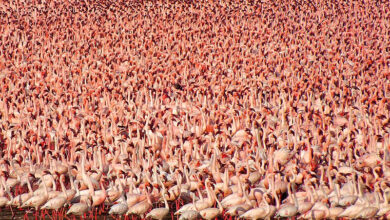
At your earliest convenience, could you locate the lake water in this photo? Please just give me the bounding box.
[0,208,118,220]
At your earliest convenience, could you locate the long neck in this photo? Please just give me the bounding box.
[145,189,152,204]
[320,167,325,183]
[373,168,380,180]
[81,153,95,196]
[310,185,319,201]
[327,167,334,191]
[42,177,49,197]
[0,180,4,196]
[306,183,314,203]
[336,184,341,202]
[263,194,270,212]
[288,183,298,209]
[69,173,75,191]
[243,187,252,206]
[118,179,125,195]
[60,176,68,198]
[81,153,86,177]
[74,180,81,195]
[196,185,204,201]
[215,190,223,212]
[223,168,229,189]
[375,191,380,207]
[26,177,33,194]
[100,181,106,196]
[184,167,190,185]
[245,161,251,179]
[51,175,57,191]
[357,177,364,199]
[205,182,215,205]
[163,194,169,209]
[237,174,243,196]
[274,192,280,209]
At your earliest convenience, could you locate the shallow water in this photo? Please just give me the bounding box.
[0,208,192,220]
[0,208,117,220]
[0,201,189,220]
[0,205,227,220]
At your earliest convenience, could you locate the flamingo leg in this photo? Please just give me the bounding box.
[51,210,56,220]
[175,200,179,210]
[90,209,94,219]
[41,209,45,219]
[10,205,15,218]
[34,210,38,220]
[59,208,64,218]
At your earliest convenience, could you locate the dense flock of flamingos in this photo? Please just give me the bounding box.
[1,0,390,219]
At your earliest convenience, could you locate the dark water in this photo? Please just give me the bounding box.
[0,201,191,220]
[0,208,118,220]
[0,203,227,220]
[0,208,186,220]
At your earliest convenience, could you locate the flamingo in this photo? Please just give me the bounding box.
[376,189,390,217]
[58,173,76,203]
[240,194,271,220]
[199,186,223,220]
[275,183,299,218]
[81,152,96,196]
[92,179,107,207]
[146,178,170,220]
[66,196,91,216]
[334,183,358,207]
[225,186,254,217]
[126,180,147,207]
[221,173,246,208]
[47,175,62,200]
[299,209,327,219]
[0,194,8,208]
[41,175,68,211]
[108,193,128,216]
[263,176,277,219]
[146,192,169,219]
[21,176,49,210]
[109,202,128,215]
[0,179,9,207]
[338,202,366,219]
[355,190,379,219]
[327,207,345,219]
[127,187,153,218]
[214,168,232,196]
[178,210,200,220]
[70,180,92,204]
[106,178,124,204]
[41,195,67,211]
[175,178,211,214]
[8,174,34,207]
[338,175,367,218]
[296,181,314,214]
